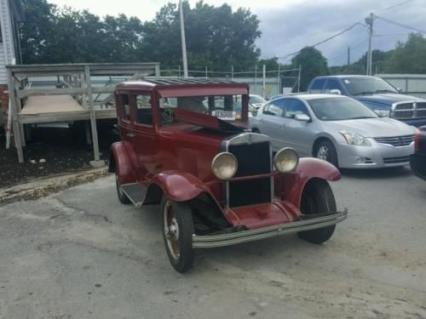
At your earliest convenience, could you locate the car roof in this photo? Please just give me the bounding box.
[314,75,377,79]
[116,78,249,97]
[276,93,350,101]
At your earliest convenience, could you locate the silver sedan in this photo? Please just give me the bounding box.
[251,94,416,169]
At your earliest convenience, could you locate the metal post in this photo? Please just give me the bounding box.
[7,69,24,163]
[297,65,302,92]
[179,0,189,78]
[366,12,374,75]
[84,65,102,165]
[231,65,234,79]
[277,64,281,96]
[262,64,266,99]
[205,66,208,79]
[254,64,258,94]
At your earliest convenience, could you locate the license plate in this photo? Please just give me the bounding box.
[212,110,236,120]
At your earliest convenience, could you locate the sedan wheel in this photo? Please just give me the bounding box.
[315,140,338,168]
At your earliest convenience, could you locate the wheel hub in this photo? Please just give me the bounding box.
[317,145,329,160]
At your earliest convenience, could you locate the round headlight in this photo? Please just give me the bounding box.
[274,147,299,173]
[211,152,238,180]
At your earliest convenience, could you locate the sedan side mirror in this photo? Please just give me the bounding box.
[329,89,341,95]
[294,113,311,122]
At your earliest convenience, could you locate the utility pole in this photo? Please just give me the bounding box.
[297,65,301,92]
[347,46,351,66]
[179,0,189,78]
[365,12,374,75]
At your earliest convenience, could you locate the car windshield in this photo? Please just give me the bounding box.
[159,94,245,124]
[342,77,398,95]
[308,97,378,121]
[250,95,266,104]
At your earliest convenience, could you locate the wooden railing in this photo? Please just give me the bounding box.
[7,63,160,163]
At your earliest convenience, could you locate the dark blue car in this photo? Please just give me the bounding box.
[308,75,426,127]
[410,126,426,180]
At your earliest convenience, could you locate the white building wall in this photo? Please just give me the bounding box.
[0,0,16,85]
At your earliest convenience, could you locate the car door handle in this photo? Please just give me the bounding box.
[126,133,135,138]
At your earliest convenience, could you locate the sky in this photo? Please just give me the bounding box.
[47,0,426,66]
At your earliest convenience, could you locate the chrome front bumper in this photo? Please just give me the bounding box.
[192,210,348,249]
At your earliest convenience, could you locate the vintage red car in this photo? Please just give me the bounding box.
[109,78,347,273]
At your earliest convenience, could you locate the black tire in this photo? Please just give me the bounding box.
[298,180,336,244]
[115,175,131,205]
[161,198,194,273]
[314,139,338,168]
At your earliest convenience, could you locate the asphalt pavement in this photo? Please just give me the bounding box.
[0,167,425,319]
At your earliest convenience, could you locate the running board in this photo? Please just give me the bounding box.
[120,183,147,208]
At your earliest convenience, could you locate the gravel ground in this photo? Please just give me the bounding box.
[0,168,425,319]
[0,123,117,188]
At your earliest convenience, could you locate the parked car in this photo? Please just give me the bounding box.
[410,126,426,180]
[251,94,416,169]
[308,75,426,127]
[249,94,267,110]
[109,79,347,273]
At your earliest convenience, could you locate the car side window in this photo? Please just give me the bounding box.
[283,99,309,119]
[135,94,153,126]
[119,94,131,122]
[263,99,285,117]
[325,79,343,92]
[309,78,326,92]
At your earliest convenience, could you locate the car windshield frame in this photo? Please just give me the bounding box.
[342,77,398,95]
[307,97,378,121]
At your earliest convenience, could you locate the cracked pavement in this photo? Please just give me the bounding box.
[0,169,425,319]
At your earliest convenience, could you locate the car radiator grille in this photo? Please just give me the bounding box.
[228,141,271,207]
[383,156,410,164]
[392,102,426,119]
[374,135,414,146]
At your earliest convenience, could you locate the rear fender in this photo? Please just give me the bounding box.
[109,141,136,185]
[275,158,341,208]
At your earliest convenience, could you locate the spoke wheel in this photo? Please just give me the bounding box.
[298,180,336,244]
[116,175,130,204]
[162,198,194,273]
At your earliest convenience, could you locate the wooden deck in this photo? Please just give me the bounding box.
[18,95,116,124]
[7,63,161,163]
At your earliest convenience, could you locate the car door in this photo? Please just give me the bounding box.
[128,92,159,183]
[279,98,315,156]
[256,99,286,150]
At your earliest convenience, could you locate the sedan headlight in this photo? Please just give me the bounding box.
[340,131,371,146]
[374,109,390,117]
[211,152,238,180]
[274,147,299,173]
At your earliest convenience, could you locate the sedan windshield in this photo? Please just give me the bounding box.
[308,97,378,121]
[250,95,266,104]
[342,77,397,95]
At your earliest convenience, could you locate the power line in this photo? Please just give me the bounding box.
[380,0,416,11]
[375,15,426,34]
[277,22,366,61]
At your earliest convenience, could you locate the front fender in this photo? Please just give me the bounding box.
[109,141,136,185]
[275,158,341,208]
[150,170,211,202]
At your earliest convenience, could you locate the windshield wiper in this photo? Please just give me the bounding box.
[349,116,376,119]
[353,91,375,96]
[374,89,396,94]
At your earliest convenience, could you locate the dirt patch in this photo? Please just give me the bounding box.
[0,121,118,188]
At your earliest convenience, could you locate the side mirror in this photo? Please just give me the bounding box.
[397,87,403,93]
[329,89,341,95]
[294,113,311,122]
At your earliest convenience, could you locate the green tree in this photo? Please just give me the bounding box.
[20,0,56,63]
[141,1,261,72]
[385,33,426,73]
[291,47,328,91]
